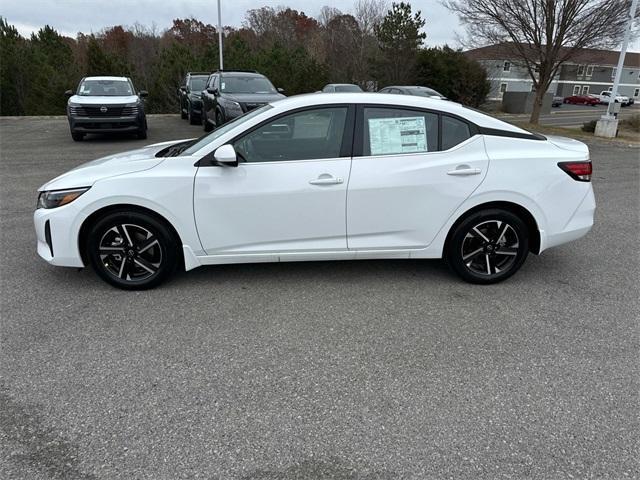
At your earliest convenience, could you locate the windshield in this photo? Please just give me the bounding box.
[189,77,207,92]
[78,79,133,96]
[335,85,362,92]
[221,75,276,94]
[183,104,273,155]
[407,87,444,98]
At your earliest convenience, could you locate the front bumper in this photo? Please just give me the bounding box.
[34,206,84,267]
[68,115,143,133]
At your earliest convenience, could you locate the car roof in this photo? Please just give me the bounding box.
[326,83,359,87]
[187,72,210,77]
[82,76,129,81]
[271,93,528,134]
[219,71,263,77]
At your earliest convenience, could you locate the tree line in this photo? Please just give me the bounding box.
[0,1,490,116]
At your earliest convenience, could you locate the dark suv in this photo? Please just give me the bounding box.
[201,70,285,132]
[65,76,148,141]
[178,72,209,124]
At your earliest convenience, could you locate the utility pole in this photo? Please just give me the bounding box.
[217,0,224,70]
[595,0,638,138]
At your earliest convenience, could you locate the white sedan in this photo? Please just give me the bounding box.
[34,93,595,289]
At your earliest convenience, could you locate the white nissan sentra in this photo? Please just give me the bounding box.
[34,93,595,289]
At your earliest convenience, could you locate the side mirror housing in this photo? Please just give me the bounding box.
[207,87,219,96]
[213,144,238,167]
[139,90,149,98]
[179,85,187,92]
[65,90,74,97]
[277,87,285,94]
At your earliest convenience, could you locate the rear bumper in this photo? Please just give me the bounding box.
[540,186,595,252]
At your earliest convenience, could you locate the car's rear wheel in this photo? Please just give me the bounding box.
[86,211,178,290]
[446,209,529,284]
[71,131,84,141]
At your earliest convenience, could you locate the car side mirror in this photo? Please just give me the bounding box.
[213,144,238,167]
[65,90,73,97]
[207,87,219,96]
[180,85,187,92]
[277,87,285,94]
[139,90,149,98]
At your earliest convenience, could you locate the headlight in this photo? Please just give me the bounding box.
[222,99,243,116]
[37,187,89,209]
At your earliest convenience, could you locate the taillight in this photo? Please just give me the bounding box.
[558,161,592,182]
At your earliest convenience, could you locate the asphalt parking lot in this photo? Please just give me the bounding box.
[1,115,639,479]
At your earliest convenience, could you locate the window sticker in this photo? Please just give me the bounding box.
[368,116,427,155]
[221,82,225,90]
[79,84,86,93]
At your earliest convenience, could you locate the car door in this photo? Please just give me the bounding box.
[346,105,489,250]
[194,105,355,255]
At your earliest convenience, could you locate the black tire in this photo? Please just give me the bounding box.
[188,107,200,125]
[180,106,188,119]
[203,111,213,132]
[71,131,84,141]
[137,119,147,139]
[86,211,179,290]
[445,209,529,284]
[215,110,224,128]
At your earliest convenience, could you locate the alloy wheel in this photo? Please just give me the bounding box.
[98,223,162,282]
[460,220,520,276]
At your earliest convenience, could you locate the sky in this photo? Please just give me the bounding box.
[3,0,640,52]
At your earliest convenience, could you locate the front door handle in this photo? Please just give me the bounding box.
[309,175,344,186]
[447,167,482,176]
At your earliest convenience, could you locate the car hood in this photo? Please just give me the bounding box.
[546,135,589,156]
[68,95,139,105]
[39,140,186,192]
[223,92,285,104]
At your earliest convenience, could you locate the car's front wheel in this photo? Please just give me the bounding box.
[86,211,179,290]
[446,209,529,284]
[71,131,84,141]
[203,111,213,132]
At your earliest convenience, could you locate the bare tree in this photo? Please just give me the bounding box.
[443,0,636,123]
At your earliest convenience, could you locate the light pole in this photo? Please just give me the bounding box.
[595,0,639,137]
[217,0,224,70]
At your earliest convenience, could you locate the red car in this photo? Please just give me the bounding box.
[563,94,600,106]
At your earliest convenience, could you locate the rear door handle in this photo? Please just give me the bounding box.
[447,167,482,176]
[309,175,344,186]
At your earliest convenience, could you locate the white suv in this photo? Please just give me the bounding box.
[596,91,631,106]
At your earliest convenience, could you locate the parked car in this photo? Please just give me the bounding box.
[321,84,363,93]
[378,85,448,100]
[201,70,285,132]
[563,94,600,106]
[551,96,563,107]
[596,90,630,106]
[178,72,209,124]
[35,93,594,289]
[65,76,148,141]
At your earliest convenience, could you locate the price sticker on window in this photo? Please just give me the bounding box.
[368,116,427,155]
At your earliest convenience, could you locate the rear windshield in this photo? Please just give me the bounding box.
[335,85,363,92]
